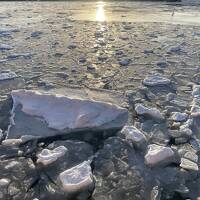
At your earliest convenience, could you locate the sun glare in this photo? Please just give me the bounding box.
[96,1,106,22]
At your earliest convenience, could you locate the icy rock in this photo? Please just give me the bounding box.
[0,71,17,81]
[0,44,13,51]
[59,161,94,193]
[119,58,130,66]
[144,49,154,54]
[8,89,128,138]
[135,104,164,120]
[167,45,182,53]
[145,144,175,167]
[121,125,147,149]
[170,112,188,122]
[7,53,32,60]
[67,43,77,49]
[37,146,68,166]
[180,158,199,171]
[156,61,168,68]
[143,75,171,86]
[31,31,43,38]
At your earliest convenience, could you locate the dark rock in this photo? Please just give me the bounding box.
[67,43,77,49]
[31,31,43,38]
[0,157,38,200]
[119,58,131,66]
[93,137,145,200]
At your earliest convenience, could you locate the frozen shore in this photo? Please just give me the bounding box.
[0,1,200,200]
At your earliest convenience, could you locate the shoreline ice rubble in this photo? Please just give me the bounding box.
[8,89,128,138]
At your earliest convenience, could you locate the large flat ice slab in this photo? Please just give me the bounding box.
[8,88,128,138]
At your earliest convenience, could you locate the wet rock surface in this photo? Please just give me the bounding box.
[0,1,200,200]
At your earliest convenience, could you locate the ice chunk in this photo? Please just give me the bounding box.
[145,144,175,167]
[59,161,94,193]
[121,126,147,149]
[37,146,68,166]
[8,89,128,138]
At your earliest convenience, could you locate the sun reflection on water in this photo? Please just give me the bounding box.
[96,1,106,22]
